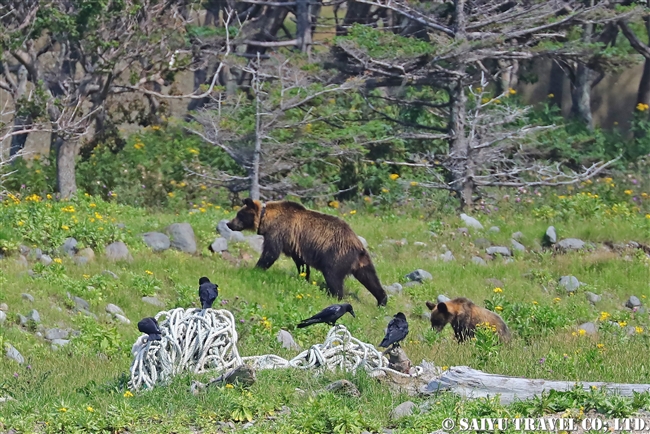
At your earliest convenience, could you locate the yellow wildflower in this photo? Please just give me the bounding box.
[89,203,96,208]
[624,189,633,195]
[481,97,490,104]
[389,173,400,181]
[145,270,153,275]
[410,181,418,186]
[636,326,644,334]
[548,93,554,98]
[637,103,649,112]
[87,406,94,412]
[54,258,62,264]
[296,294,303,299]
[553,297,561,303]
[599,311,611,321]
[124,391,134,398]
[364,196,372,202]
[442,366,448,371]
[300,272,306,277]
[151,125,160,131]
[381,188,389,193]
[199,208,206,213]
[59,407,67,413]
[349,210,357,215]
[618,321,627,327]
[312,281,317,285]
[134,142,144,150]
[328,200,339,209]
[225,384,234,389]
[17,221,24,226]
[578,329,586,336]
[83,274,90,279]
[495,306,503,311]
[493,287,503,293]
[532,301,538,305]
[596,343,604,349]
[188,148,199,155]
[645,214,650,219]
[509,88,517,95]
[168,192,175,198]
[200,185,207,190]
[47,194,52,200]
[61,225,70,231]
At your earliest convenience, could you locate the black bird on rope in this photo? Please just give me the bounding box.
[379,312,409,349]
[296,303,355,328]
[137,317,162,341]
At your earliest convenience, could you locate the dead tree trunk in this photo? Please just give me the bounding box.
[296,0,311,53]
[570,0,595,130]
[250,63,262,201]
[9,65,30,158]
[548,60,565,109]
[54,135,78,199]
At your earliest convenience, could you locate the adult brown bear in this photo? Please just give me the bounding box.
[425,297,511,343]
[226,198,388,306]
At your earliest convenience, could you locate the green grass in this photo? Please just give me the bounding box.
[1,191,650,433]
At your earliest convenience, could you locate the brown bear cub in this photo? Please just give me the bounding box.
[425,297,511,343]
[226,198,388,306]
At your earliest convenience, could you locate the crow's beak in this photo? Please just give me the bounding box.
[350,310,356,318]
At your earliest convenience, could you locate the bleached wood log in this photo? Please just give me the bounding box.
[422,366,650,404]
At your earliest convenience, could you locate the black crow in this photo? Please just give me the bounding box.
[137,317,162,341]
[297,303,355,328]
[379,312,409,348]
[198,276,219,309]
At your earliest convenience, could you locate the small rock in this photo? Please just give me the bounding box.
[102,270,119,279]
[358,236,369,249]
[440,250,455,262]
[578,322,597,335]
[473,238,491,249]
[114,314,131,325]
[5,344,24,364]
[544,226,557,244]
[45,328,69,341]
[585,292,601,305]
[105,241,133,262]
[77,248,95,262]
[488,226,500,233]
[277,329,300,351]
[636,306,647,315]
[60,238,78,256]
[403,281,422,288]
[390,401,417,420]
[625,326,637,336]
[0,311,6,324]
[421,312,431,321]
[559,276,580,293]
[74,256,89,266]
[28,248,42,261]
[471,256,487,266]
[217,219,246,242]
[460,213,484,230]
[26,310,40,323]
[210,365,256,388]
[209,237,228,253]
[19,245,31,256]
[486,246,511,257]
[105,304,124,316]
[511,239,526,252]
[74,296,90,312]
[557,238,586,252]
[15,255,28,268]
[437,294,451,303]
[142,232,171,252]
[405,269,433,282]
[50,339,70,350]
[414,241,427,247]
[21,293,34,303]
[457,227,469,235]
[18,314,28,326]
[512,231,524,240]
[39,254,53,266]
[324,380,360,398]
[0,303,7,311]
[385,283,403,295]
[142,296,165,307]
[246,235,264,254]
[626,296,642,309]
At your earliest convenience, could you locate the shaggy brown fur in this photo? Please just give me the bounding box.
[226,198,388,306]
[425,297,511,343]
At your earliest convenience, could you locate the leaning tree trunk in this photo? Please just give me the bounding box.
[54,135,78,199]
[570,0,595,130]
[548,60,565,109]
[9,65,30,158]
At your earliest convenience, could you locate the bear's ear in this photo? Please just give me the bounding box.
[243,197,255,208]
[437,302,448,313]
[425,301,436,311]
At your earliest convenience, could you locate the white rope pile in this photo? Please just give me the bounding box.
[129,308,242,390]
[129,308,422,391]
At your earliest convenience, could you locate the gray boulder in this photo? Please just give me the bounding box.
[437,294,451,303]
[471,256,487,266]
[486,246,512,257]
[578,322,597,335]
[440,250,455,262]
[210,237,228,253]
[217,219,246,242]
[557,238,586,252]
[585,292,601,305]
[142,232,171,252]
[512,231,524,240]
[0,311,6,324]
[60,238,78,256]
[51,339,70,350]
[21,293,34,303]
[358,236,368,249]
[277,330,300,351]
[246,235,265,254]
[559,276,580,293]
[390,401,417,420]
[45,328,69,341]
[626,296,642,309]
[488,226,500,233]
[405,269,433,282]
[5,344,24,364]
[544,226,557,244]
[165,223,197,254]
[511,239,526,252]
[39,254,53,266]
[142,296,165,308]
[105,241,132,262]
[114,314,131,325]
[384,283,403,295]
[105,303,124,316]
[460,213,483,230]
[26,309,40,323]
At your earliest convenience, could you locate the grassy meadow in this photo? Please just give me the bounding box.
[1,181,650,433]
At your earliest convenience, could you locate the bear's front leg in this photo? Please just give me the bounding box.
[256,241,281,270]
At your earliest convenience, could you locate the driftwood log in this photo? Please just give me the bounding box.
[422,366,650,404]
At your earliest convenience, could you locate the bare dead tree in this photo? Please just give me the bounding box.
[333,0,633,208]
[187,51,364,199]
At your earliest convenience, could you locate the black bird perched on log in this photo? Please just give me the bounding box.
[297,303,355,328]
[198,276,219,309]
[379,312,409,349]
[137,317,162,341]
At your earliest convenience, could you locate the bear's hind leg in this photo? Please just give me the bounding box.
[322,269,346,300]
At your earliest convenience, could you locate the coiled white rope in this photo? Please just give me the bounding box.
[129,308,422,391]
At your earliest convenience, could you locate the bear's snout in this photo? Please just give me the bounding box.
[226,220,237,231]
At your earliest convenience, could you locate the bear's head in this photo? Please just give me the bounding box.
[226,198,262,232]
[425,300,453,332]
